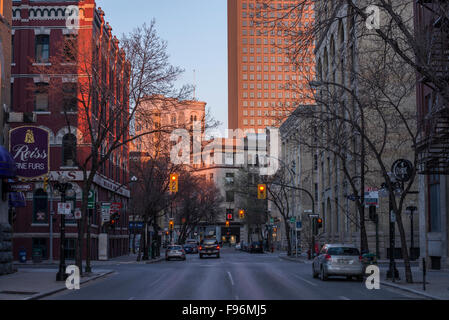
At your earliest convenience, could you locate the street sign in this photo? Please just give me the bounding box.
[270,218,274,224]
[364,190,379,208]
[101,202,111,223]
[296,221,302,230]
[87,190,95,209]
[111,202,122,214]
[290,217,296,223]
[390,211,397,223]
[74,208,82,220]
[392,159,414,182]
[308,214,319,218]
[57,202,72,215]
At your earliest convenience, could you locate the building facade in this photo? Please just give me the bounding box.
[227,0,315,131]
[415,1,449,270]
[0,0,13,275]
[10,0,131,262]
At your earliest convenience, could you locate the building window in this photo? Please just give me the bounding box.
[35,35,50,63]
[63,83,78,112]
[226,191,235,203]
[32,238,48,260]
[35,83,49,111]
[63,35,77,62]
[62,133,77,167]
[429,175,441,232]
[225,173,235,185]
[64,239,76,260]
[33,189,48,223]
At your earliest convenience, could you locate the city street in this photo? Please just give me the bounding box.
[46,248,426,300]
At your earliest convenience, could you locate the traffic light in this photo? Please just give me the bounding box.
[169,220,174,231]
[226,209,234,221]
[110,212,119,230]
[43,177,49,192]
[239,209,245,219]
[226,220,230,228]
[169,173,179,193]
[317,218,323,229]
[257,184,267,199]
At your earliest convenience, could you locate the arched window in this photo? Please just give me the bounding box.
[33,189,48,223]
[62,133,77,167]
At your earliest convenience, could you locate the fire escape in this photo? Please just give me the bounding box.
[417,9,449,175]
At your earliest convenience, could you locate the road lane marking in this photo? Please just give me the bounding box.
[339,296,351,300]
[227,271,234,286]
[293,275,318,287]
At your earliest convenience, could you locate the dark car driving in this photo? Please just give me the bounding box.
[183,243,198,254]
[249,241,264,253]
[199,239,220,259]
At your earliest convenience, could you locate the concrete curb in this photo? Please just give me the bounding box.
[278,254,306,263]
[25,270,115,300]
[145,257,164,264]
[380,281,443,300]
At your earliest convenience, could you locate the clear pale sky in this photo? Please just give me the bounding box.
[96,0,228,130]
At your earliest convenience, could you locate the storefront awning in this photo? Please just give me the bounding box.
[0,145,16,178]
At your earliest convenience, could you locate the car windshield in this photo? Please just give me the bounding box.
[184,244,194,247]
[327,247,360,256]
[202,240,217,245]
[168,246,182,250]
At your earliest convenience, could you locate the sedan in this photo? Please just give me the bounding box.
[183,244,198,254]
[312,244,364,281]
[249,241,264,253]
[199,239,220,259]
[166,245,186,261]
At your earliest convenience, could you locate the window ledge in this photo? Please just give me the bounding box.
[31,223,49,227]
[35,111,51,115]
[60,62,77,66]
[32,62,51,66]
[60,111,78,115]
[59,166,79,170]
[11,63,16,67]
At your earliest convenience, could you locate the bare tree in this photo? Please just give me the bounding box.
[32,21,191,273]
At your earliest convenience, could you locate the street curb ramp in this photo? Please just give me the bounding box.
[379,280,443,300]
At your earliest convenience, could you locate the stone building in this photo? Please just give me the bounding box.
[0,0,13,275]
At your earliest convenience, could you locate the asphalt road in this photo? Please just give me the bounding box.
[47,248,426,300]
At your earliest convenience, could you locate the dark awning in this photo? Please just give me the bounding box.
[0,145,16,178]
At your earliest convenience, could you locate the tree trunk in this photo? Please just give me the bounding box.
[284,219,292,256]
[395,209,413,283]
[358,204,369,254]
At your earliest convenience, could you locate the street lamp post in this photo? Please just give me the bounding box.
[55,176,74,281]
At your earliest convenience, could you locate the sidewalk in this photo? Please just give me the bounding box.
[379,266,449,300]
[13,252,165,267]
[0,267,114,300]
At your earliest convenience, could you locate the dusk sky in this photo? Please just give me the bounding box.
[97,0,228,131]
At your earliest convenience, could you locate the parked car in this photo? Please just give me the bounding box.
[312,244,364,281]
[235,243,241,250]
[183,243,198,254]
[249,241,264,253]
[166,245,186,261]
[240,241,248,252]
[199,239,220,259]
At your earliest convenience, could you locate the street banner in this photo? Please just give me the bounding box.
[111,202,122,214]
[9,126,50,179]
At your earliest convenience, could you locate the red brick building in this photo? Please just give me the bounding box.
[10,0,131,261]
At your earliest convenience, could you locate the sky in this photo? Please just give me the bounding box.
[96,0,228,131]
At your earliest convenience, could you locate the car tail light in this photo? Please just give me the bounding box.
[325,254,332,261]
[359,256,363,262]
[199,246,202,251]
[216,245,220,250]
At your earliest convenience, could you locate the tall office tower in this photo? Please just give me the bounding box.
[228,0,315,131]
